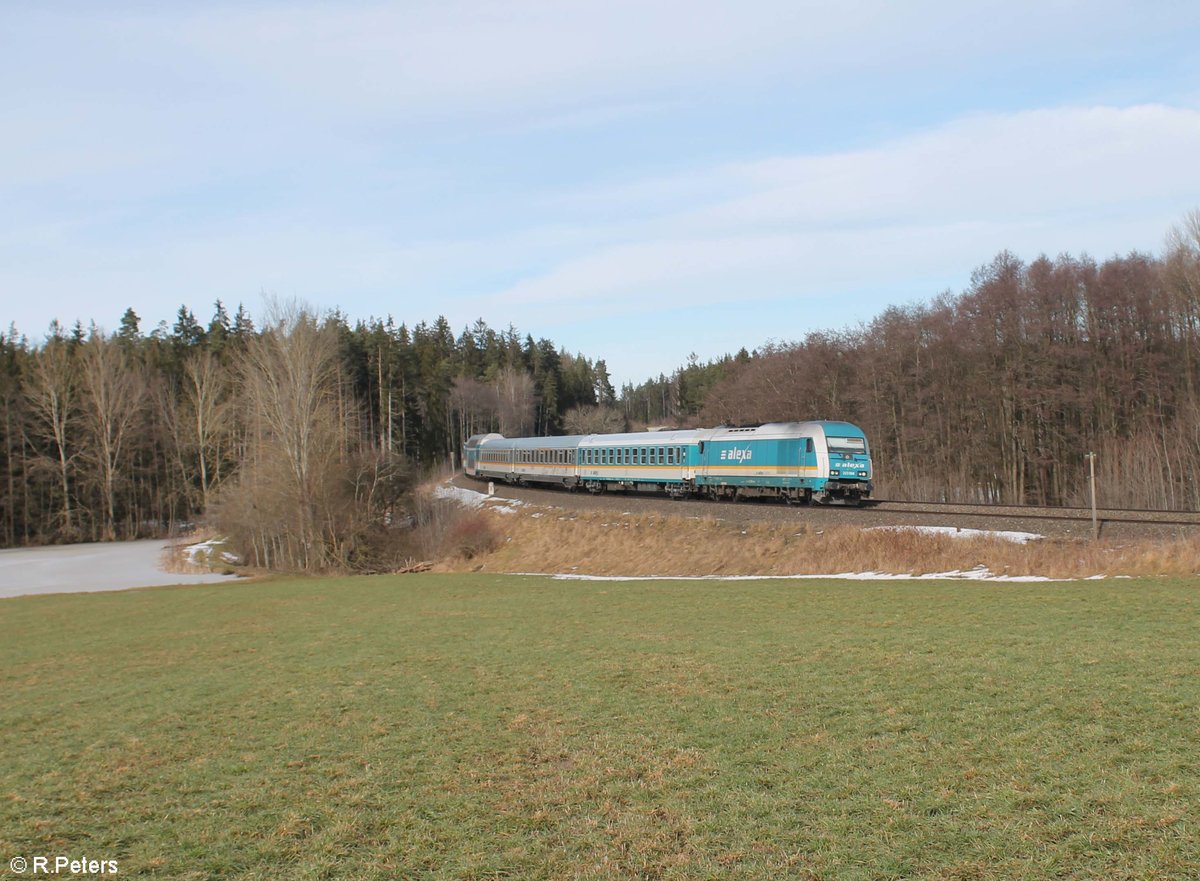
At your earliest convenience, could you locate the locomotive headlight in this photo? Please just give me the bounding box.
[858,470,867,477]
[829,469,840,476]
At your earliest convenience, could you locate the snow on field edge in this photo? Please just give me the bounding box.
[541,568,1098,583]
[866,525,1043,544]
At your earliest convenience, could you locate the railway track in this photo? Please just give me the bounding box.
[450,474,1200,539]
[867,499,1200,528]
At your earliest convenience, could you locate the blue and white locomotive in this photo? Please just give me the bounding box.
[463,421,873,505]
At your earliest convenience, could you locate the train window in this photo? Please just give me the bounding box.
[640,447,647,465]
[624,449,631,465]
[805,438,814,454]
[658,447,664,464]
[667,447,674,464]
[649,448,656,465]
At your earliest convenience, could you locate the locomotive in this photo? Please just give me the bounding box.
[463,421,873,505]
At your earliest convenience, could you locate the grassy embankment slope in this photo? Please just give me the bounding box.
[2,574,1197,879]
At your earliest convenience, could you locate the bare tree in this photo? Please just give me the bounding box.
[26,334,77,537]
[563,404,625,435]
[181,348,233,509]
[450,376,499,440]
[78,332,146,539]
[229,301,344,570]
[495,367,535,436]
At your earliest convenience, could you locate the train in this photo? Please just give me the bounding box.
[462,421,873,505]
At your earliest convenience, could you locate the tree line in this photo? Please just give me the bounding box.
[0,301,620,552]
[700,213,1200,508]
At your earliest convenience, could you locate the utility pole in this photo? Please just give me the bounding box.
[1086,452,1098,540]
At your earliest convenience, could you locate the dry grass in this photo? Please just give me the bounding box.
[458,506,1200,579]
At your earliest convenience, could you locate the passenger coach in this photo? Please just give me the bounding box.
[463,421,872,505]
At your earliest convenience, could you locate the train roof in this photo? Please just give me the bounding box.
[469,420,867,450]
[471,433,587,451]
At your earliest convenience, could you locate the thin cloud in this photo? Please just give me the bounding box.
[478,104,1200,322]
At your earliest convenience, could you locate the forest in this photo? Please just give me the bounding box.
[1,212,1198,559]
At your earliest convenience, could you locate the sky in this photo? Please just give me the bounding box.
[3,1,1200,386]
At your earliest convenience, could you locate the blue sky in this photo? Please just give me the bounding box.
[3,1,1200,385]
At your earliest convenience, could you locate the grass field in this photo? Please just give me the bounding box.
[2,574,1198,880]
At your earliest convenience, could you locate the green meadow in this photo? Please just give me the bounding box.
[1,574,1197,880]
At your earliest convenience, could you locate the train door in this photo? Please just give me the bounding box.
[813,434,830,483]
[798,436,816,481]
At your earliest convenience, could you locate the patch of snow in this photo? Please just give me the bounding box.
[434,483,523,512]
[434,484,488,508]
[866,525,1043,544]
[183,539,241,565]
[182,538,242,566]
[535,566,1074,583]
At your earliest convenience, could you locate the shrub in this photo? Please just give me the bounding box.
[440,511,501,560]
